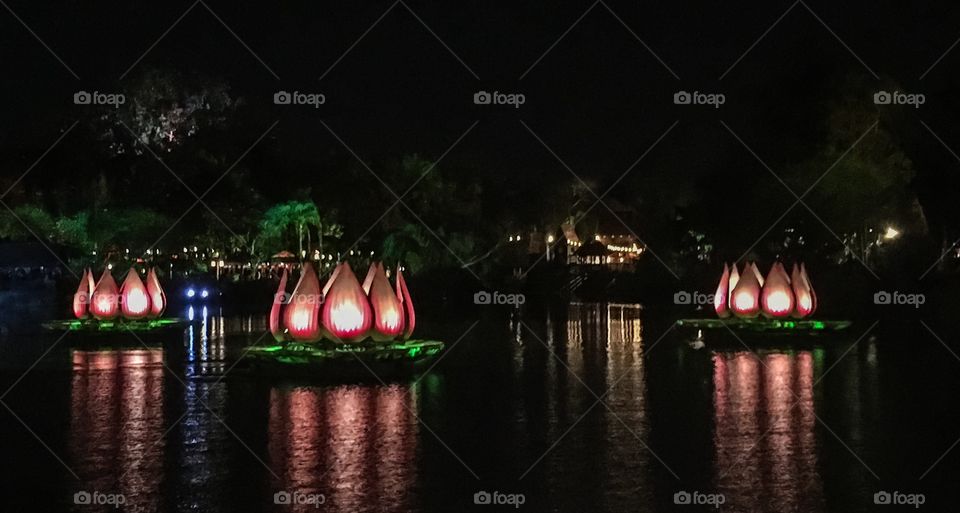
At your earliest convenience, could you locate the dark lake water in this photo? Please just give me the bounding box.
[1,302,958,512]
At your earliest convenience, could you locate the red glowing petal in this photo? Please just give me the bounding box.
[73,268,90,319]
[145,268,166,318]
[396,267,415,340]
[750,261,765,287]
[284,263,323,342]
[90,269,120,320]
[321,262,372,342]
[714,263,731,318]
[730,263,761,319]
[368,263,405,341]
[86,267,95,295]
[269,268,289,342]
[761,262,795,318]
[322,262,343,297]
[728,263,740,306]
[791,264,812,318]
[361,262,377,295]
[120,268,151,319]
[801,263,817,315]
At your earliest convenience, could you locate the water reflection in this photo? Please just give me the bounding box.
[69,349,165,513]
[712,351,824,512]
[267,385,419,513]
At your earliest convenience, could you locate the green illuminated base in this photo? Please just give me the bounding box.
[676,318,851,332]
[242,339,445,380]
[42,318,192,332]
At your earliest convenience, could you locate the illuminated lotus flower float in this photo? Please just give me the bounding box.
[714,262,817,319]
[72,267,167,321]
[270,261,415,343]
[255,261,441,373]
[48,266,179,334]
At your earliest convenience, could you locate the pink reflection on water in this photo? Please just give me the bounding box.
[267,385,418,513]
[70,349,165,513]
[712,351,823,512]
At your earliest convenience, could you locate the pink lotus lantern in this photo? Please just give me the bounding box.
[396,267,416,340]
[284,263,323,342]
[321,261,372,342]
[145,268,166,318]
[270,268,290,342]
[761,262,794,318]
[90,269,120,320]
[730,263,761,318]
[368,263,405,341]
[120,268,150,319]
[72,268,95,319]
[713,264,731,318]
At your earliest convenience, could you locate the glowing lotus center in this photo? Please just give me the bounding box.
[331,302,364,331]
[713,293,725,309]
[733,291,756,311]
[766,290,791,313]
[95,296,115,314]
[798,294,812,310]
[380,308,401,330]
[125,288,149,314]
[290,309,313,331]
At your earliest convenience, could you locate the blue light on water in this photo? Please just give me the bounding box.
[200,289,209,298]
[188,306,195,321]
[186,288,196,298]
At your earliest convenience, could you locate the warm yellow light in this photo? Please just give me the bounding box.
[734,291,756,311]
[331,302,364,331]
[547,235,555,243]
[765,290,791,313]
[883,226,900,240]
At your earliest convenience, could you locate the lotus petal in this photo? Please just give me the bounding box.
[714,263,731,318]
[728,263,740,306]
[761,262,794,318]
[791,263,813,318]
[801,263,817,315]
[90,269,120,320]
[369,262,405,341]
[73,268,91,319]
[321,262,372,342]
[396,267,416,340]
[269,268,290,342]
[120,268,150,319]
[361,262,377,295]
[145,268,166,318]
[730,263,761,318]
[284,263,323,342]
